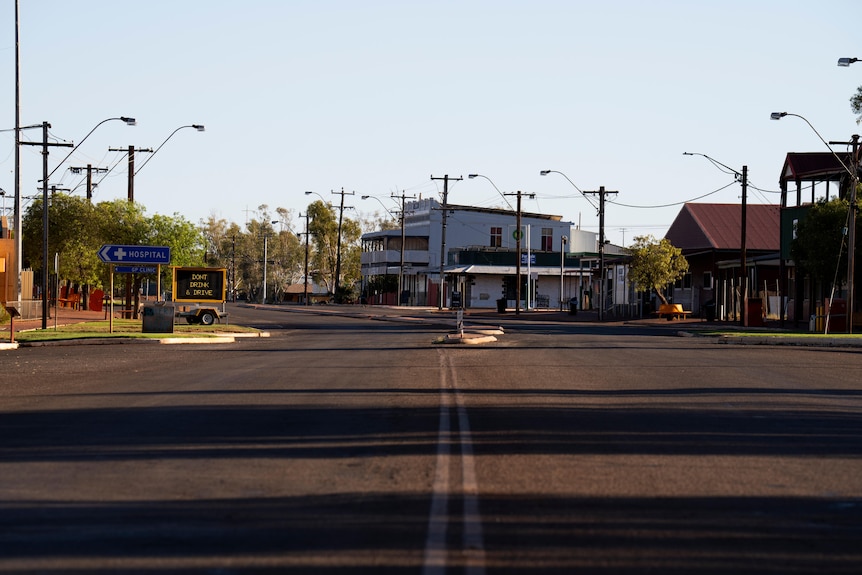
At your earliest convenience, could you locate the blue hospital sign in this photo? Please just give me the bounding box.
[98,245,171,264]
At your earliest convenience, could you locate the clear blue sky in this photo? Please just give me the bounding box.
[2,0,860,245]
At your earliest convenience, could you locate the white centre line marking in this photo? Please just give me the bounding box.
[422,350,486,575]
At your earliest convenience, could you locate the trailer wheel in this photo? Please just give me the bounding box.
[200,311,216,326]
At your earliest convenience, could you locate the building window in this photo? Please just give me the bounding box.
[541,228,553,251]
[490,227,502,248]
[703,271,713,289]
[675,273,692,289]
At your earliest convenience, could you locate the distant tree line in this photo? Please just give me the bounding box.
[22,194,391,305]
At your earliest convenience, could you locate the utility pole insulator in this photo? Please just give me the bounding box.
[108,146,152,203]
[70,164,109,202]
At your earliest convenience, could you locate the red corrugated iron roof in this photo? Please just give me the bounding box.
[664,203,780,252]
[780,152,852,182]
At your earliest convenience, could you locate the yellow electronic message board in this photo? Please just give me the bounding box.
[172,267,227,303]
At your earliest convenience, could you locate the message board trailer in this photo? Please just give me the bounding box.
[172,267,228,325]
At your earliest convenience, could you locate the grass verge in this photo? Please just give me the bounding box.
[698,330,862,339]
[12,320,260,343]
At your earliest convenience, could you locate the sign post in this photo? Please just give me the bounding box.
[109,265,114,334]
[97,245,171,333]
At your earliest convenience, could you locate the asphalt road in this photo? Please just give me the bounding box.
[1,304,860,573]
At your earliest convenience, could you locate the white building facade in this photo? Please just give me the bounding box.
[361,198,601,309]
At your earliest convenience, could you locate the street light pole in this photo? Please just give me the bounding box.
[837,58,861,332]
[828,134,860,334]
[560,235,567,311]
[19,122,72,329]
[262,233,268,304]
[261,220,278,304]
[300,211,311,306]
[539,169,599,211]
[772,111,858,332]
[431,175,462,310]
[516,192,522,315]
[540,170,604,316]
[32,117,135,328]
[230,234,236,302]
[850,137,858,334]
[683,152,748,325]
[133,124,205,176]
[583,186,617,322]
[13,0,21,305]
[468,173,514,210]
[46,117,136,182]
[38,123,71,329]
[392,191,416,306]
[502,190,534,315]
[741,165,749,325]
[331,188,355,302]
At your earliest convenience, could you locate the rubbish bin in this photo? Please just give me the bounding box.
[89,289,104,312]
[569,297,579,316]
[496,298,507,313]
[747,298,764,327]
[827,298,846,332]
[703,300,716,322]
[142,303,175,333]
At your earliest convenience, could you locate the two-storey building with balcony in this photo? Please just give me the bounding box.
[361,198,606,309]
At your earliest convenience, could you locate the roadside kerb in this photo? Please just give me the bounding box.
[13,334,250,347]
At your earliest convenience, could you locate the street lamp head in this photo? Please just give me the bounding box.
[361,195,371,199]
[120,117,137,126]
[539,170,551,176]
[304,191,313,195]
[192,124,205,131]
[468,174,478,179]
[838,57,859,67]
[770,112,787,120]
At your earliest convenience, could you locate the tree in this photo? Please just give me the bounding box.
[200,213,231,266]
[337,217,362,301]
[22,197,207,303]
[852,86,862,124]
[303,200,363,301]
[790,198,856,296]
[628,235,689,305]
[149,212,206,295]
[307,200,339,295]
[361,211,399,233]
[21,193,102,287]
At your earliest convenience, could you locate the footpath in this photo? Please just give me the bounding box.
[3,306,111,335]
